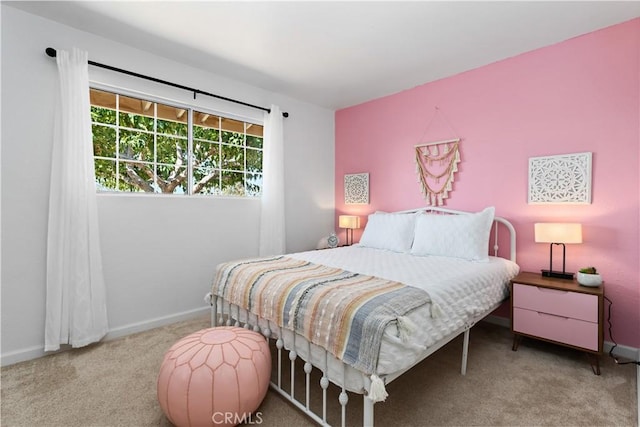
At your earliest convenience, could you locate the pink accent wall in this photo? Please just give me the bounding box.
[335,19,640,348]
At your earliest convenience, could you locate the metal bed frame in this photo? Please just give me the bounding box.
[209,207,517,427]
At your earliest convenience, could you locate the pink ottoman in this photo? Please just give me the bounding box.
[157,327,271,427]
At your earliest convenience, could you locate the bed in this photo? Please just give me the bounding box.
[208,206,518,426]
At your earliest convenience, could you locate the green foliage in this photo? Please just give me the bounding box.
[579,267,597,274]
[119,111,153,131]
[90,101,262,196]
[221,130,244,146]
[246,148,262,173]
[92,106,115,125]
[194,125,219,141]
[221,145,244,170]
[246,135,263,149]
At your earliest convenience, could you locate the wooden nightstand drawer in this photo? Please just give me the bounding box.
[512,283,598,323]
[510,272,604,374]
[513,307,599,351]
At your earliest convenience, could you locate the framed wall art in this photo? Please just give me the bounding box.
[528,152,592,204]
[344,173,369,204]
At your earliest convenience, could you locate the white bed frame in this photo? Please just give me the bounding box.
[209,207,516,427]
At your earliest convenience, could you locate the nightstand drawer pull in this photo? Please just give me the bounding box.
[537,287,568,295]
[537,311,569,320]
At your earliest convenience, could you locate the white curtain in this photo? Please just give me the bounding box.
[259,105,285,256]
[45,48,108,352]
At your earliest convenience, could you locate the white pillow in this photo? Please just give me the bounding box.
[358,212,418,252]
[410,207,495,261]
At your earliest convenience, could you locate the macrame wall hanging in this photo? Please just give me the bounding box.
[414,107,462,206]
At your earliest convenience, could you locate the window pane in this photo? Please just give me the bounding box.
[157,104,187,126]
[119,129,153,162]
[193,167,220,195]
[90,89,116,122]
[119,94,154,117]
[245,123,263,138]
[91,106,116,125]
[221,171,245,196]
[193,141,219,169]
[221,145,244,171]
[119,112,154,131]
[157,135,187,165]
[194,112,220,132]
[119,161,154,192]
[221,131,244,146]
[193,125,219,142]
[94,159,117,191]
[220,117,244,133]
[246,135,263,149]
[157,118,188,137]
[92,125,116,158]
[246,148,262,173]
[156,164,187,194]
[246,173,262,197]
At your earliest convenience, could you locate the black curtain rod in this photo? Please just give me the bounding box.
[45,47,289,118]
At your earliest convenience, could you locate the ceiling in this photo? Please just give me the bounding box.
[7,1,640,110]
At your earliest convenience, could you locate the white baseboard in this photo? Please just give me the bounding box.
[604,341,640,362]
[0,344,48,368]
[483,315,640,361]
[0,306,210,367]
[104,306,209,341]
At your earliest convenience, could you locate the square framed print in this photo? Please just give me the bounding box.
[344,173,369,204]
[528,152,592,204]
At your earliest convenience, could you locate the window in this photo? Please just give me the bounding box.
[90,88,263,196]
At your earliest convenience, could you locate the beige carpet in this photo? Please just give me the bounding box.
[1,316,636,426]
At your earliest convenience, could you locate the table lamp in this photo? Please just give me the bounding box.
[534,223,582,280]
[338,215,360,246]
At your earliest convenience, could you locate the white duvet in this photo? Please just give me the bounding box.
[290,245,519,373]
[213,245,519,393]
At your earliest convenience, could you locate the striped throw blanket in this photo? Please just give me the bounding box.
[212,256,433,375]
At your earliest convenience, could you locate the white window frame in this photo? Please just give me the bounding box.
[89,82,264,197]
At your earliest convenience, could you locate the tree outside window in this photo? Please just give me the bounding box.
[90,88,263,196]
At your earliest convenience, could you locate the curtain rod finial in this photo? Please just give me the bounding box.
[45,47,57,58]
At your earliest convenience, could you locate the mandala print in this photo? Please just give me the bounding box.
[528,152,592,204]
[344,173,369,204]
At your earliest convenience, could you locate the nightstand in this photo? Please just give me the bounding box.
[510,271,604,375]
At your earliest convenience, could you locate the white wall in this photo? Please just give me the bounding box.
[0,5,335,365]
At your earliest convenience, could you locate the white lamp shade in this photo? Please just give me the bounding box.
[338,215,360,229]
[534,223,582,244]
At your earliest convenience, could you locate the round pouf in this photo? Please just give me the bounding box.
[157,327,271,427]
